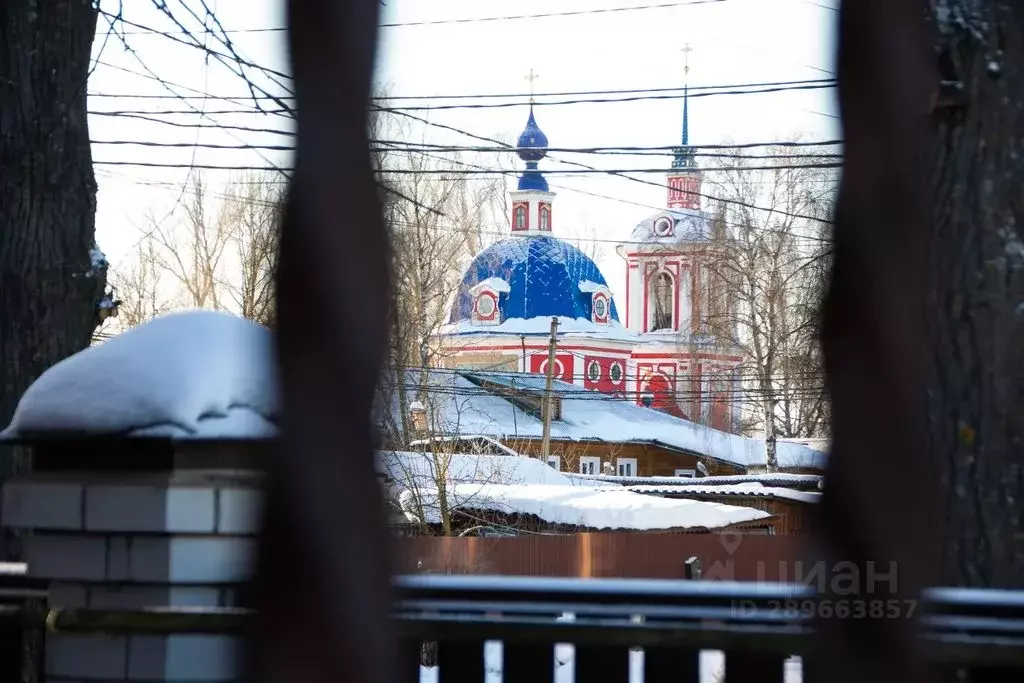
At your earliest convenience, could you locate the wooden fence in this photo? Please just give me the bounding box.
[395,533,810,582]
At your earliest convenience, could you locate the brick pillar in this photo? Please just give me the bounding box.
[1,439,267,683]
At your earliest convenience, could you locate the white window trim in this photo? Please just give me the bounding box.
[546,456,561,471]
[579,456,601,476]
[616,457,638,477]
[609,361,624,386]
[674,468,696,478]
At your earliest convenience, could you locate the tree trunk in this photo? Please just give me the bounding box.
[764,396,778,472]
[925,3,1024,587]
[0,0,106,551]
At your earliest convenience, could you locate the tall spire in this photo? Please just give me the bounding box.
[672,44,697,171]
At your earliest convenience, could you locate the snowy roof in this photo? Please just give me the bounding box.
[377,451,609,490]
[399,483,771,531]
[405,435,521,457]
[437,315,639,341]
[566,472,824,490]
[626,482,822,504]
[448,236,619,326]
[2,311,278,439]
[469,277,511,295]
[381,370,827,471]
[577,280,610,294]
[626,208,714,246]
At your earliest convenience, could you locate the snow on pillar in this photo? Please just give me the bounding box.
[0,311,277,683]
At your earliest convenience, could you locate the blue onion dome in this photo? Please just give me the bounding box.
[516,108,549,162]
[450,236,619,324]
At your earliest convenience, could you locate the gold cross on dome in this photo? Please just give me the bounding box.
[682,44,693,78]
[525,68,540,104]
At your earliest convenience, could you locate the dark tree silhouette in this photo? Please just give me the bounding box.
[0,2,108,513]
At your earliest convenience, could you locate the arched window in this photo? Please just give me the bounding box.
[514,205,527,229]
[539,206,550,230]
[650,272,674,331]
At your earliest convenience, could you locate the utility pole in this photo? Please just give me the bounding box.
[539,317,559,460]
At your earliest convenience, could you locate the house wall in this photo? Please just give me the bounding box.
[505,438,745,477]
[1,443,263,683]
[652,494,814,535]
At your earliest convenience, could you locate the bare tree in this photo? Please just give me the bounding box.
[113,172,285,329]
[221,174,284,327]
[379,391,524,537]
[148,175,231,311]
[110,238,168,330]
[701,144,836,469]
[372,106,507,437]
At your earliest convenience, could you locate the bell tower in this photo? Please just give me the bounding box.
[509,70,556,236]
[667,44,701,211]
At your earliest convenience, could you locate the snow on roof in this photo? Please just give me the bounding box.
[566,472,824,489]
[399,483,771,531]
[626,482,822,504]
[437,316,641,341]
[386,370,827,471]
[469,277,511,295]
[3,310,278,439]
[406,434,521,457]
[377,451,609,490]
[577,280,610,294]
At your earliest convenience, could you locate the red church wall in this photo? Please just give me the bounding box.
[582,355,627,397]
[530,353,574,383]
[709,395,732,432]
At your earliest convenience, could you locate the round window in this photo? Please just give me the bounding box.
[475,294,495,317]
[593,297,607,319]
[653,216,673,237]
[587,361,601,382]
[609,362,623,385]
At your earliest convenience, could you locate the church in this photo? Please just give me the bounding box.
[434,87,744,434]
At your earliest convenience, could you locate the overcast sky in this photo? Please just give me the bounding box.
[89,0,840,306]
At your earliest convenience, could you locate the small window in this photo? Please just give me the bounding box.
[546,456,561,471]
[593,297,607,319]
[587,360,601,382]
[475,294,496,317]
[579,456,600,475]
[616,458,638,477]
[539,206,550,230]
[654,216,673,237]
[609,362,623,385]
[514,205,527,229]
[674,469,696,478]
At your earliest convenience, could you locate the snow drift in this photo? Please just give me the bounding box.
[400,482,770,531]
[3,310,278,439]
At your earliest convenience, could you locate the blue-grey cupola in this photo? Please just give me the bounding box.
[510,106,556,235]
[516,106,550,192]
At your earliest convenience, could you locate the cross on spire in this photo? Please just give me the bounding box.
[682,43,693,81]
[680,44,693,146]
[525,68,540,104]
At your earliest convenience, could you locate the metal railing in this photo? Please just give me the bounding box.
[3,573,1024,682]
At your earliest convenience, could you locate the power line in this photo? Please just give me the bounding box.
[378,0,731,27]
[373,78,835,101]
[373,83,837,112]
[383,107,836,225]
[88,137,841,162]
[111,0,731,33]
[88,78,834,102]
[86,81,835,115]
